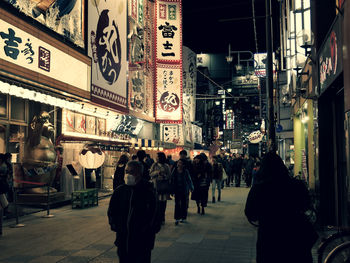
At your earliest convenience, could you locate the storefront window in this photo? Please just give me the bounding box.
[28,100,54,125]
[0,125,5,153]
[10,96,25,121]
[9,125,26,160]
[0,94,7,118]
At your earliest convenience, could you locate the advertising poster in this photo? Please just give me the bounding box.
[86,116,96,135]
[154,0,182,123]
[183,46,196,122]
[0,19,90,93]
[2,0,85,47]
[74,113,86,133]
[155,63,182,123]
[128,66,146,112]
[155,0,182,63]
[161,124,183,145]
[88,0,128,112]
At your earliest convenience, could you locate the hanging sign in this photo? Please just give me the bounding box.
[155,63,182,123]
[319,15,343,94]
[248,130,263,144]
[88,0,128,112]
[0,19,90,94]
[155,0,182,63]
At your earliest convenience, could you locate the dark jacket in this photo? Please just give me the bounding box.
[171,168,194,195]
[113,164,126,190]
[0,162,9,194]
[108,180,161,253]
[212,163,223,180]
[245,177,314,263]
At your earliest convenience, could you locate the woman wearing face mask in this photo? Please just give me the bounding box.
[108,161,161,263]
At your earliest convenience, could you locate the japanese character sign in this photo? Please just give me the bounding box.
[156,0,182,62]
[162,124,181,144]
[88,0,128,112]
[155,64,182,123]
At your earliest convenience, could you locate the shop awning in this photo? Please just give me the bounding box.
[132,138,176,150]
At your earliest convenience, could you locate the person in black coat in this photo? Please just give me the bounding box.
[245,151,317,263]
[191,155,211,215]
[172,159,194,225]
[113,154,129,190]
[0,154,10,236]
[108,160,161,263]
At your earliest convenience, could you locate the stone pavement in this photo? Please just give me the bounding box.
[0,186,314,263]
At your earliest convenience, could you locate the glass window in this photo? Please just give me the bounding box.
[9,125,26,155]
[10,96,25,121]
[0,94,7,118]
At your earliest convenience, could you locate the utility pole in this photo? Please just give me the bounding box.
[265,0,276,152]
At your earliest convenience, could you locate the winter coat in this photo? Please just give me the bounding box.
[0,162,9,194]
[171,168,194,195]
[212,163,223,181]
[245,177,314,263]
[107,180,161,254]
[113,164,126,190]
[150,162,172,201]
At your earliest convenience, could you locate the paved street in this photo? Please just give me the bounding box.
[1,187,257,263]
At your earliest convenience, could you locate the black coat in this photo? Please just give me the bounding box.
[0,163,9,194]
[245,178,314,263]
[108,180,161,253]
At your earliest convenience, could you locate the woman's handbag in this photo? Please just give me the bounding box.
[222,168,228,180]
[156,178,174,195]
[0,193,9,209]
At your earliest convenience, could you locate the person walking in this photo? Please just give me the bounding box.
[0,154,10,236]
[136,150,150,181]
[171,159,193,225]
[191,155,211,215]
[211,156,223,203]
[150,152,171,225]
[245,151,317,263]
[113,154,129,190]
[232,154,243,187]
[108,160,161,263]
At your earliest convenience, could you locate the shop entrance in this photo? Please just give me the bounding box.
[319,86,346,226]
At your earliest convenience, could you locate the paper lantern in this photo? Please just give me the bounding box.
[79,145,105,169]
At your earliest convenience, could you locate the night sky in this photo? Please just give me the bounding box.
[182,0,281,54]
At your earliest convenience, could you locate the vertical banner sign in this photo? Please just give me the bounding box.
[88,0,128,112]
[129,66,146,112]
[182,46,196,143]
[161,124,184,145]
[155,0,182,123]
[156,64,182,122]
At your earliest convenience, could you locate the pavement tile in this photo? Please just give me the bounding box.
[45,249,79,256]
[0,254,36,263]
[70,249,103,258]
[155,240,173,247]
[27,256,65,263]
[88,257,118,263]
[205,234,230,240]
[57,256,91,263]
[176,233,204,244]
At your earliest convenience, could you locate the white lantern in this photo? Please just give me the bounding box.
[78,145,105,169]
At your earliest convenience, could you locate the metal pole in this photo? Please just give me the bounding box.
[266,0,276,152]
[42,185,54,218]
[10,187,24,228]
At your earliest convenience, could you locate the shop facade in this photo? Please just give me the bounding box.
[316,13,346,226]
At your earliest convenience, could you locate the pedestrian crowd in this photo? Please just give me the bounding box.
[107,149,265,262]
[107,149,316,263]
